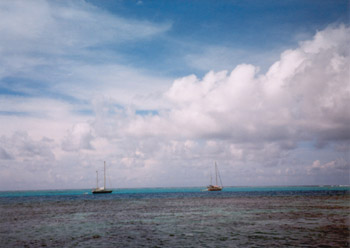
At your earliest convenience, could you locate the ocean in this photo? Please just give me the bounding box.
[0,186,349,247]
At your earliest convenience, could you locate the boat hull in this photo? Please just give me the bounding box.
[207,185,223,191]
[92,190,112,194]
[207,188,222,191]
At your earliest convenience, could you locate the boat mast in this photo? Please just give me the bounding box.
[217,162,223,188]
[104,161,106,189]
[215,162,218,185]
[96,170,98,188]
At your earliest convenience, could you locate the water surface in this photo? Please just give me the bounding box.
[0,186,349,247]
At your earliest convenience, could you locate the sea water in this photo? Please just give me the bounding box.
[0,186,349,247]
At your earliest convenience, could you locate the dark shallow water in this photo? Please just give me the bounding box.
[0,187,349,247]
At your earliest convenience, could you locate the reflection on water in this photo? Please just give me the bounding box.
[0,190,349,247]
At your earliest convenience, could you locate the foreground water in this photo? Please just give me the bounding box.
[0,186,349,247]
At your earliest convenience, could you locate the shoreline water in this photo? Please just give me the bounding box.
[0,186,349,207]
[0,185,349,198]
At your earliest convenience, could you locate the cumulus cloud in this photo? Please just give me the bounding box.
[78,25,348,186]
[119,25,349,148]
[0,22,349,189]
[307,158,350,174]
[55,25,349,181]
[0,147,12,160]
[0,132,55,162]
[61,123,95,151]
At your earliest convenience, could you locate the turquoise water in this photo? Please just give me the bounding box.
[1,186,349,247]
[0,185,348,198]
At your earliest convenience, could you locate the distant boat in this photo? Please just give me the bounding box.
[92,161,112,194]
[207,162,223,191]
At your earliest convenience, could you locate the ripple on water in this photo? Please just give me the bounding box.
[0,194,349,247]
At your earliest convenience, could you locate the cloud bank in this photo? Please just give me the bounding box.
[119,25,350,145]
[74,25,350,188]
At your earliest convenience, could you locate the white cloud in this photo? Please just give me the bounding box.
[0,0,170,53]
[0,0,173,107]
[52,63,172,108]
[61,122,95,151]
[0,147,12,160]
[131,25,350,146]
[80,24,348,187]
[0,11,349,189]
[0,132,55,162]
[307,158,349,175]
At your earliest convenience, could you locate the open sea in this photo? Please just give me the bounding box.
[0,186,349,247]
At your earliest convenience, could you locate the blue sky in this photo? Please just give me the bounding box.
[0,0,349,190]
[87,0,348,76]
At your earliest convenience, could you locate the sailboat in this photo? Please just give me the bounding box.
[92,161,112,194]
[207,162,223,191]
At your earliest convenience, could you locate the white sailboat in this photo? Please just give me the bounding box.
[92,161,112,194]
[207,162,223,191]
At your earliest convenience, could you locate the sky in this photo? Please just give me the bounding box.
[0,0,349,190]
